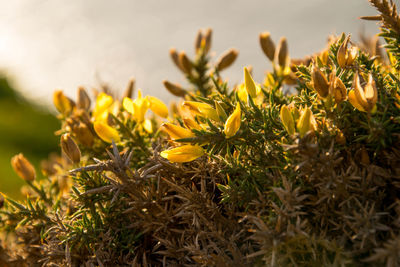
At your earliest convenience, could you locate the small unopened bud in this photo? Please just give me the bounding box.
[122,78,135,99]
[203,28,212,54]
[77,86,91,110]
[53,90,74,115]
[11,153,36,182]
[169,48,185,72]
[259,32,275,61]
[244,67,257,98]
[179,51,193,74]
[216,48,239,71]
[73,122,94,147]
[163,80,187,97]
[61,134,81,164]
[215,101,228,121]
[276,37,289,67]
[311,66,330,98]
[195,29,203,53]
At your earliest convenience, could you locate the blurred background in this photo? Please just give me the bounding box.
[0,0,380,198]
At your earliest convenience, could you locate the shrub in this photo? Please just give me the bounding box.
[1,0,400,266]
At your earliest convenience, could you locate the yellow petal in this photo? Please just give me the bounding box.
[93,93,113,120]
[280,105,295,135]
[183,118,202,130]
[94,121,120,143]
[224,103,241,138]
[162,123,194,140]
[148,96,169,118]
[133,90,149,122]
[143,119,153,133]
[297,108,313,137]
[123,97,134,115]
[160,145,204,163]
[244,67,257,98]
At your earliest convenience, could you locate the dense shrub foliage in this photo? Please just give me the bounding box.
[2,0,400,266]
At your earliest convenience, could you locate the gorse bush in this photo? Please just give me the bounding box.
[2,0,400,266]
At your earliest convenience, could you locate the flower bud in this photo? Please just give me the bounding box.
[280,104,295,135]
[53,90,74,115]
[215,101,228,121]
[169,48,185,72]
[244,67,257,98]
[203,28,212,54]
[148,96,169,118]
[77,86,91,110]
[0,193,4,208]
[311,66,330,98]
[216,48,239,71]
[94,121,120,143]
[259,32,275,61]
[195,29,203,53]
[182,101,220,121]
[224,103,241,138]
[11,153,36,182]
[122,78,135,100]
[73,122,94,147]
[61,134,81,164]
[183,118,202,130]
[179,51,193,74]
[162,123,194,140]
[160,145,204,163]
[276,37,289,68]
[163,80,187,97]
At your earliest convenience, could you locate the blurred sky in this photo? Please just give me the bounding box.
[0,0,381,106]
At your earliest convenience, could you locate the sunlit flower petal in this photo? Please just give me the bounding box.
[160,145,204,163]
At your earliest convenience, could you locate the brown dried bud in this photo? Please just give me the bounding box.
[77,86,91,110]
[169,48,185,72]
[276,37,289,67]
[179,51,193,74]
[0,193,4,208]
[11,153,36,182]
[311,66,330,98]
[163,80,187,97]
[122,78,135,99]
[337,35,358,68]
[73,122,94,147]
[203,28,212,54]
[195,29,203,53]
[216,48,239,71]
[331,77,347,104]
[61,134,81,164]
[259,32,275,61]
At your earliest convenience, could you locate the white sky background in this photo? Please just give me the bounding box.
[0,0,381,107]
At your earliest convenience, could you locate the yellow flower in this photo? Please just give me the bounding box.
[183,117,202,131]
[142,119,153,133]
[53,90,73,115]
[296,107,315,137]
[244,67,257,98]
[224,103,241,138]
[132,90,150,123]
[337,35,358,68]
[237,83,264,106]
[93,93,113,122]
[94,121,120,143]
[182,101,220,121]
[162,122,194,140]
[147,96,169,118]
[160,145,204,163]
[280,104,295,135]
